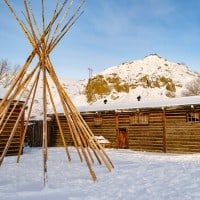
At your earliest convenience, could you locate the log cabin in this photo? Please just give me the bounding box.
[0,96,25,156]
[49,96,200,153]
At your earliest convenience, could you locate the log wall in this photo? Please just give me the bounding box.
[49,115,73,147]
[31,106,200,154]
[80,108,200,153]
[166,110,200,153]
[82,111,117,148]
[25,120,52,147]
[0,105,24,156]
[128,112,164,152]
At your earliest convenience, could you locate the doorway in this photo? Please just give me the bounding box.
[117,128,128,149]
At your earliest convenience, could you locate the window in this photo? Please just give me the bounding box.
[187,112,200,123]
[94,116,102,126]
[130,113,149,125]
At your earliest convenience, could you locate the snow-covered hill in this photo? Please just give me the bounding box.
[1,54,199,119]
[85,54,199,103]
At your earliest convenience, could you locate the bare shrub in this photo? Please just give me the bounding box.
[182,77,200,96]
[0,59,19,88]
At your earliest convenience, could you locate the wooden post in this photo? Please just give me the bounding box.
[115,112,119,148]
[20,106,25,151]
[162,108,167,153]
[42,61,48,186]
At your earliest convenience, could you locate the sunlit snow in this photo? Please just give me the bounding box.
[0,147,200,200]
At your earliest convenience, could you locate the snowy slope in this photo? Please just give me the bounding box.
[101,54,197,82]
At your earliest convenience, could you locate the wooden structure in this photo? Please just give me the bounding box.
[49,96,200,153]
[24,120,52,147]
[0,99,24,156]
[0,0,113,184]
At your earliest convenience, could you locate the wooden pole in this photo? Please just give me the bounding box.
[46,59,83,162]
[50,1,85,51]
[115,112,119,148]
[49,63,114,171]
[46,59,114,171]
[0,68,39,165]
[46,77,71,161]
[41,52,48,187]
[0,62,39,128]
[45,59,100,180]
[0,63,39,133]
[17,67,41,162]
[162,109,167,153]
[0,50,36,115]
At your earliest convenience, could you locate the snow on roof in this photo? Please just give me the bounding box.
[93,136,110,144]
[78,96,200,112]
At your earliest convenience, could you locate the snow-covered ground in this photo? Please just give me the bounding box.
[1,147,200,200]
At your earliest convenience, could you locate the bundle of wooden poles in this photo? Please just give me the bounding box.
[0,0,114,185]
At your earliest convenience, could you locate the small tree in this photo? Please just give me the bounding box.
[0,59,19,88]
[182,77,200,96]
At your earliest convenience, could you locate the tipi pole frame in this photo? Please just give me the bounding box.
[1,0,114,183]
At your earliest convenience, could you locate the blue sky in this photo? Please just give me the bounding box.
[0,0,200,79]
